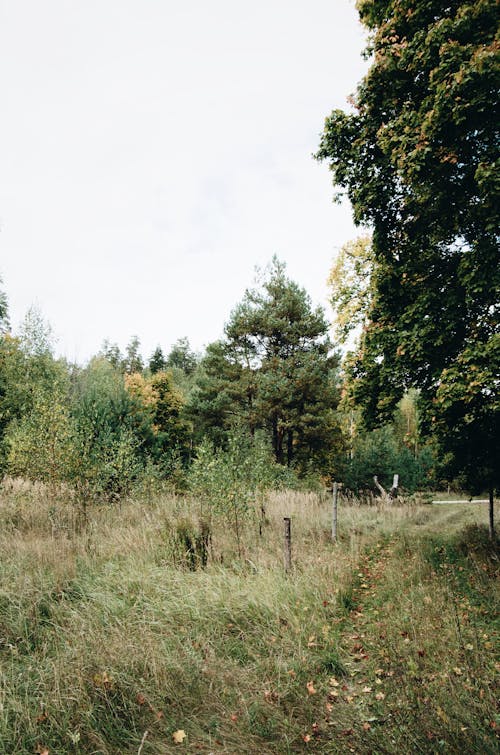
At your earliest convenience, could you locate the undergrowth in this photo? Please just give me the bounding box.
[0,484,497,753]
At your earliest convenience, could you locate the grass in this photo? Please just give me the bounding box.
[0,481,498,753]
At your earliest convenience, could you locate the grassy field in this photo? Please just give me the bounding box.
[0,483,498,754]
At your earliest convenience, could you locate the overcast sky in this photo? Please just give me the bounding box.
[0,0,368,363]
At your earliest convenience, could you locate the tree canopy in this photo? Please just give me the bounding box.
[317,0,499,498]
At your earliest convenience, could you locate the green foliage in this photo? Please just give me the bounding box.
[317,0,499,493]
[0,274,9,332]
[124,335,143,374]
[148,345,167,374]
[327,235,373,344]
[189,430,298,552]
[6,381,76,489]
[342,424,435,494]
[190,258,342,476]
[0,312,69,474]
[70,359,142,500]
[167,337,199,375]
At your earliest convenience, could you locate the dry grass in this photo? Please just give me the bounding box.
[0,481,498,753]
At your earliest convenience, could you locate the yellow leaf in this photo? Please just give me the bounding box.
[172,729,186,744]
[437,707,449,724]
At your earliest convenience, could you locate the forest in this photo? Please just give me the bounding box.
[0,0,498,753]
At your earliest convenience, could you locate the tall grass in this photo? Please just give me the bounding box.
[0,480,497,753]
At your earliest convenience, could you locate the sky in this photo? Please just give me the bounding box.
[0,0,369,364]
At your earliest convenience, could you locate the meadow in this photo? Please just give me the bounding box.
[0,482,498,754]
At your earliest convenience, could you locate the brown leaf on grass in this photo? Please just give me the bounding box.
[136,693,146,706]
[172,729,186,743]
[306,682,316,695]
[362,722,371,731]
[35,747,49,755]
[36,712,48,724]
[306,681,316,695]
[303,734,311,742]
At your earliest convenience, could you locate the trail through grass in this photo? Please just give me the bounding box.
[0,487,497,753]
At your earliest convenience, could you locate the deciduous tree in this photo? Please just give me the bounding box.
[317,0,499,528]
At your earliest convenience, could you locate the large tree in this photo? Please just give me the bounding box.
[190,258,341,475]
[317,0,499,528]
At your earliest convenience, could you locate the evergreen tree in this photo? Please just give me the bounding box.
[149,346,167,374]
[191,258,341,475]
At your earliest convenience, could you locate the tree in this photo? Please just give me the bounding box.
[327,235,373,344]
[149,346,167,374]
[317,0,499,531]
[6,380,76,493]
[191,258,341,475]
[124,335,143,374]
[167,337,198,375]
[0,275,9,333]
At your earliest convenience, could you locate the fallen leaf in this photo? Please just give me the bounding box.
[453,667,463,676]
[306,681,316,695]
[230,714,238,722]
[172,729,187,744]
[35,747,49,755]
[303,734,311,743]
[436,707,449,724]
[136,693,146,706]
[362,687,372,694]
[375,692,385,701]
[362,722,371,731]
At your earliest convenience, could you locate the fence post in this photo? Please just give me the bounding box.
[283,517,292,573]
[332,481,338,542]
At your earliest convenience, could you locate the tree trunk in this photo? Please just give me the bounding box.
[272,414,279,463]
[272,414,284,464]
[489,486,495,540]
[287,430,293,466]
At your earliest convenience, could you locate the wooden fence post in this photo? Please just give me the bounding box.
[332,482,338,542]
[283,517,292,573]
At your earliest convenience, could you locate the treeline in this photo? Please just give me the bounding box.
[0,259,439,503]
